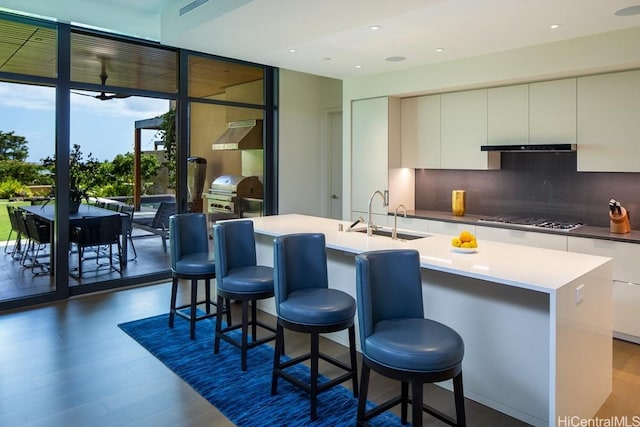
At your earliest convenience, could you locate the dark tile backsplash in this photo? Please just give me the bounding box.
[415,152,640,228]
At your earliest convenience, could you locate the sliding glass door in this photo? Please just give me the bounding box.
[0,15,58,305]
[0,11,277,311]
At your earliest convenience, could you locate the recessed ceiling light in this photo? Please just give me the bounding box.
[368,25,381,30]
[385,56,406,62]
[549,24,561,29]
[355,65,363,69]
[288,49,297,53]
[435,48,444,52]
[614,5,640,16]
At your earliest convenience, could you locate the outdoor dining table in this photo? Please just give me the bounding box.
[20,204,129,276]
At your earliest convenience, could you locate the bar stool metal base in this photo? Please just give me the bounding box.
[169,271,231,340]
[271,317,359,421]
[357,356,466,427]
[214,289,276,371]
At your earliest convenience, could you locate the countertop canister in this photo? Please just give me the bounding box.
[452,190,465,216]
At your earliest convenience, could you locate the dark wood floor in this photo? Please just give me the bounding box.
[1,281,638,426]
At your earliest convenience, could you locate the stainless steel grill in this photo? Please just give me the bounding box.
[206,175,263,219]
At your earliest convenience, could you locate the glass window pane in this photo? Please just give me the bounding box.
[71,32,178,93]
[69,93,173,287]
[0,81,56,300]
[188,55,264,104]
[190,102,264,222]
[0,17,57,78]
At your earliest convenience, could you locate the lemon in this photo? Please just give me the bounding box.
[469,239,478,248]
[451,237,462,247]
[461,242,471,248]
[460,231,473,242]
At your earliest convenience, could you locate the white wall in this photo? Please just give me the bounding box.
[341,26,640,217]
[278,69,342,215]
[343,26,640,100]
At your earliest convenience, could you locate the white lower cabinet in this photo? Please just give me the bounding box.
[395,216,430,233]
[567,237,640,284]
[612,281,640,341]
[428,220,473,236]
[568,236,640,341]
[395,220,639,340]
[475,225,568,251]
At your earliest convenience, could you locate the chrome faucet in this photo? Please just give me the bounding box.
[392,204,407,240]
[367,190,388,236]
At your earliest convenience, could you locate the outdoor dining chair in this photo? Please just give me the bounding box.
[4,205,23,258]
[70,215,123,278]
[23,213,51,276]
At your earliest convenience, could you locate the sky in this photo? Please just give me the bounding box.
[0,81,170,163]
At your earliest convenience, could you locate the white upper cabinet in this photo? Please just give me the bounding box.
[351,97,400,215]
[400,95,441,168]
[441,89,500,170]
[577,70,640,172]
[397,71,636,171]
[487,84,529,146]
[529,78,576,145]
[487,80,577,147]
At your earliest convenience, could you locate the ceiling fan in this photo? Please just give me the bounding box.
[73,59,131,101]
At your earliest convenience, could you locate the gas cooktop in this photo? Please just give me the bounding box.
[477,216,584,231]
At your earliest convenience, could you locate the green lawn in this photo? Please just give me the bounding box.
[0,200,30,244]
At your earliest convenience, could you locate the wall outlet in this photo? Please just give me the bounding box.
[575,284,585,304]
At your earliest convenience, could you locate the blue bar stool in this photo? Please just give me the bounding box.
[213,220,276,371]
[355,249,466,427]
[168,213,230,340]
[272,233,358,421]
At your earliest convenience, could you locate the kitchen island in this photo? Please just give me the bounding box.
[249,214,612,426]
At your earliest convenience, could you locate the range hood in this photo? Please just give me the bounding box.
[212,119,263,150]
[481,143,576,152]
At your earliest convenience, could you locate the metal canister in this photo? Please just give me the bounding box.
[452,190,466,216]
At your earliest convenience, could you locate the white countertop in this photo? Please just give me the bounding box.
[250,214,611,294]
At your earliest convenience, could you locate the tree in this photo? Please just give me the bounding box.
[110,152,161,187]
[0,131,29,162]
[41,144,101,202]
[0,130,49,187]
[156,109,176,186]
[0,160,50,185]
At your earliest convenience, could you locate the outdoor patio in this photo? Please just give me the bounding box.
[0,210,172,301]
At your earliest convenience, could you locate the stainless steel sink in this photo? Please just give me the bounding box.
[353,227,429,241]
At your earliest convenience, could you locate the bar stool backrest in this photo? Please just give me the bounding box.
[355,249,424,345]
[168,213,209,271]
[213,220,257,282]
[272,233,329,311]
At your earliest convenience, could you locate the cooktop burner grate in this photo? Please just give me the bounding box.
[477,216,584,231]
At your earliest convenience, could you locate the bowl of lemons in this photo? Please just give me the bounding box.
[451,230,478,253]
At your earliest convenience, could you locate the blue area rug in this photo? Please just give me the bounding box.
[118,313,400,426]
